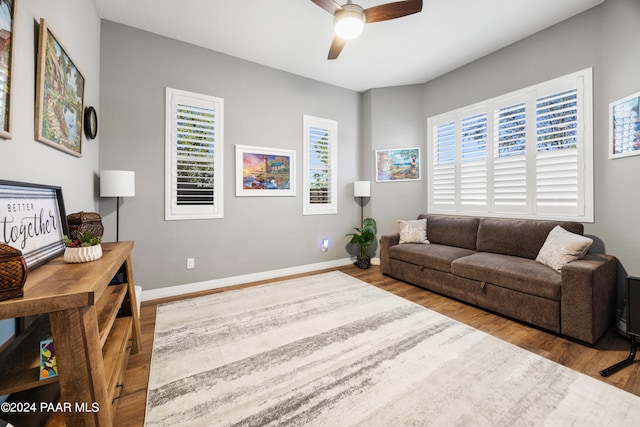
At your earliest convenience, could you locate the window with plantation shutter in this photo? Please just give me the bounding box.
[431,120,455,208]
[494,100,527,212]
[460,112,487,207]
[427,68,593,222]
[165,88,224,220]
[303,115,338,215]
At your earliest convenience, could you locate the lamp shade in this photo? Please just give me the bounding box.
[100,170,135,197]
[354,181,370,198]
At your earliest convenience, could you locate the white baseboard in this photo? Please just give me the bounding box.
[141,258,354,302]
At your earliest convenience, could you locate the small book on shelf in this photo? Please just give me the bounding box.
[39,335,58,380]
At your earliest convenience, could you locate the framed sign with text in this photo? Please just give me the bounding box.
[0,180,68,270]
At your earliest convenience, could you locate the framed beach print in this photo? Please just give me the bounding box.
[376,147,421,182]
[235,145,295,196]
[0,0,16,139]
[0,180,68,270]
[35,18,85,157]
[609,91,640,159]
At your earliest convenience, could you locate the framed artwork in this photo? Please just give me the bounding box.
[609,91,640,159]
[376,147,421,182]
[235,145,295,196]
[0,180,69,270]
[0,0,16,139]
[35,18,85,157]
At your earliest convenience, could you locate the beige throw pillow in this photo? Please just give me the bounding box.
[536,225,593,272]
[398,219,429,244]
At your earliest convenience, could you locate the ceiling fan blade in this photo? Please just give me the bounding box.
[311,0,343,14]
[364,0,423,23]
[328,36,346,60]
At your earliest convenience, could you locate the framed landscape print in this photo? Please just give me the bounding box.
[0,180,68,270]
[35,18,85,157]
[376,147,421,182]
[609,91,640,159]
[0,0,17,139]
[235,145,295,196]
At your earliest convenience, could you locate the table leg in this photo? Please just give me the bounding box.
[49,305,112,426]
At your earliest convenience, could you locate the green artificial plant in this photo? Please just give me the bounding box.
[346,217,377,259]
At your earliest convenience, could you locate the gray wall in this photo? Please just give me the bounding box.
[416,0,640,284]
[362,86,426,240]
[99,0,640,294]
[0,0,101,213]
[99,22,362,290]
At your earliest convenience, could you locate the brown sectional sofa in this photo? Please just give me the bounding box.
[380,215,617,344]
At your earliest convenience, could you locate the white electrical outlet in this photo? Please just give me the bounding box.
[186,258,195,269]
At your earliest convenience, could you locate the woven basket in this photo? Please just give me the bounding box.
[67,211,104,239]
[0,244,28,301]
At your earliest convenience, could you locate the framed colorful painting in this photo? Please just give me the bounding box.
[235,145,295,196]
[0,0,17,139]
[375,147,421,182]
[35,18,85,157]
[609,91,640,159]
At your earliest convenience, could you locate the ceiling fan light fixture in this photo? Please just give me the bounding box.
[334,3,365,40]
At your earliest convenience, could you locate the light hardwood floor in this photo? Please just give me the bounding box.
[114,265,640,426]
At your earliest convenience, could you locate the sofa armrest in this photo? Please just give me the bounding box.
[560,253,617,344]
[380,234,400,275]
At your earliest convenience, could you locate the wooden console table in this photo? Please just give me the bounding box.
[0,241,141,426]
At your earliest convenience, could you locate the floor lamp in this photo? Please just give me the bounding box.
[353,181,370,227]
[100,170,135,242]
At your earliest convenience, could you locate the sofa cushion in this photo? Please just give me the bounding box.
[388,243,476,273]
[417,215,480,250]
[476,218,584,260]
[398,219,429,244]
[451,252,562,301]
[536,225,593,272]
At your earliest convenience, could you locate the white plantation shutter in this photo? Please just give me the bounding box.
[535,88,580,215]
[431,119,455,208]
[460,112,487,207]
[165,88,224,220]
[303,115,338,215]
[494,100,527,212]
[427,68,593,221]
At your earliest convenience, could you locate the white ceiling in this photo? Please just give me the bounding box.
[95,0,604,93]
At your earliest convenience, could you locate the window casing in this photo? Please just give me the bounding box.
[303,115,338,215]
[427,68,593,222]
[165,88,224,220]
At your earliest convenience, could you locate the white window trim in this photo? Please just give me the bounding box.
[165,87,224,220]
[427,68,593,222]
[303,115,338,215]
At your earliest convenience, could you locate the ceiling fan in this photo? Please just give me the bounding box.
[311,0,423,59]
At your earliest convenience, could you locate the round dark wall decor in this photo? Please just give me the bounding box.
[84,106,98,139]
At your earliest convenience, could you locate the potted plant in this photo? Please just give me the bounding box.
[63,231,102,263]
[346,217,377,269]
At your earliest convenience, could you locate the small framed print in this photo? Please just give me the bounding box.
[609,91,640,159]
[376,147,421,182]
[235,145,295,196]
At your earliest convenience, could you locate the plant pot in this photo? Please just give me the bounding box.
[354,256,371,269]
[64,245,102,263]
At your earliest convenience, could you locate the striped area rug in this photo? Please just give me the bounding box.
[144,271,640,426]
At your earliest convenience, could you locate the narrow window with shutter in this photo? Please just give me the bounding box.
[431,119,456,208]
[165,88,224,220]
[460,112,487,207]
[427,68,592,221]
[494,101,527,212]
[535,88,580,215]
[303,115,338,215]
